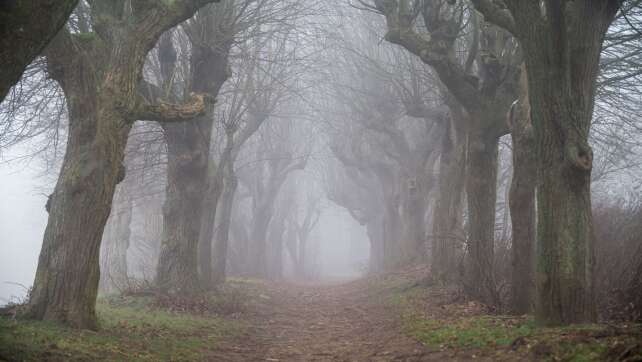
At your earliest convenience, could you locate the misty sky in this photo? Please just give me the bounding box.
[0,152,371,303]
[0,152,49,304]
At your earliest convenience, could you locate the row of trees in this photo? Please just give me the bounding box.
[1,0,641,330]
[346,0,639,325]
[1,0,323,329]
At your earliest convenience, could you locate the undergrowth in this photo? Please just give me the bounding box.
[0,282,253,361]
[380,278,642,361]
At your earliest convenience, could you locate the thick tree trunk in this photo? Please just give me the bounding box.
[152,10,232,290]
[156,123,210,294]
[100,181,134,294]
[509,136,536,313]
[25,0,219,329]
[533,101,595,324]
[27,96,130,329]
[465,131,499,305]
[198,165,223,287]
[431,123,466,282]
[212,174,237,284]
[504,2,619,325]
[508,65,536,314]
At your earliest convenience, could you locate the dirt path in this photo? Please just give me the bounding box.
[211,279,441,361]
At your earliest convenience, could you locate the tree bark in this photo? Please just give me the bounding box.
[198,164,223,286]
[211,166,237,284]
[465,131,499,305]
[431,120,466,282]
[154,12,232,290]
[100,180,134,294]
[508,64,536,314]
[156,122,211,294]
[26,0,220,329]
[26,54,131,328]
[479,0,621,325]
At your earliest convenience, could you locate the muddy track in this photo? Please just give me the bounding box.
[208,279,443,361]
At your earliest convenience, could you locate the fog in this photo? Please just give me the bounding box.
[0,151,48,304]
[0,156,370,302]
[1,0,642,360]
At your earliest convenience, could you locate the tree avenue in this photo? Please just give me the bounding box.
[0,2,640,353]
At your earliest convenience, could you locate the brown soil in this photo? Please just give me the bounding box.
[207,277,444,361]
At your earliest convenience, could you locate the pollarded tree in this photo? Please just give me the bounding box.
[325,152,387,272]
[239,120,309,278]
[324,22,448,267]
[209,24,304,282]
[26,0,221,330]
[471,0,623,325]
[366,0,523,303]
[153,4,234,294]
[154,0,303,292]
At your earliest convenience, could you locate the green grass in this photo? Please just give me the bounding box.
[0,297,243,361]
[405,315,536,349]
[383,282,642,361]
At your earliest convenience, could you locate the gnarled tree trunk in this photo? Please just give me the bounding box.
[466,130,499,305]
[508,64,536,314]
[495,1,618,325]
[156,123,210,294]
[26,54,131,328]
[26,0,220,328]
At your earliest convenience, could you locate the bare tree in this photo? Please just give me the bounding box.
[25,0,221,329]
[364,0,524,304]
[472,0,622,325]
[153,4,234,295]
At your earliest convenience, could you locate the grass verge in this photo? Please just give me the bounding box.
[380,278,642,361]
[0,294,244,361]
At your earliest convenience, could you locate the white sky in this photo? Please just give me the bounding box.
[0,153,49,304]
